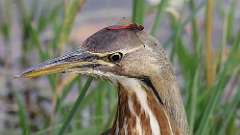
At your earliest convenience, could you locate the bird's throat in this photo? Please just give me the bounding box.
[108,77,178,135]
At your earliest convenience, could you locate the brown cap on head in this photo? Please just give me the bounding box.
[81,23,145,53]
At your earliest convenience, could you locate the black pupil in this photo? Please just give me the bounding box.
[110,53,122,62]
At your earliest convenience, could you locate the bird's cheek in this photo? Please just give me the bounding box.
[94,65,114,74]
[116,65,138,77]
[99,65,124,76]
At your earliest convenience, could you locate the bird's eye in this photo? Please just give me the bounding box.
[108,52,123,62]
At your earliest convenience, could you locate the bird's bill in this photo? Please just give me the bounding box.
[17,50,97,78]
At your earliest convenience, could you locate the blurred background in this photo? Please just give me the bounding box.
[0,0,240,134]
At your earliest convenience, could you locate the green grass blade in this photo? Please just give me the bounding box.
[150,0,168,36]
[188,68,199,134]
[55,76,80,113]
[189,0,201,54]
[196,48,240,135]
[164,1,206,47]
[15,91,30,135]
[132,0,144,24]
[218,84,240,135]
[226,0,237,41]
[53,0,86,51]
[57,77,93,135]
[196,71,229,135]
[67,127,97,135]
[95,81,106,132]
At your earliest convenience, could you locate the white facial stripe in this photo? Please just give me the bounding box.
[96,60,115,67]
[121,46,143,54]
[128,98,143,135]
[89,46,143,56]
[123,118,128,135]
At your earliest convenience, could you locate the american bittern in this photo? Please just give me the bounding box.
[18,24,189,135]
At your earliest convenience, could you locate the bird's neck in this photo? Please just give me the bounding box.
[108,76,188,135]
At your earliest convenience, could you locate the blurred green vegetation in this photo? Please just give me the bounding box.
[0,0,240,135]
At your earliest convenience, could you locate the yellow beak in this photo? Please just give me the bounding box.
[17,50,96,78]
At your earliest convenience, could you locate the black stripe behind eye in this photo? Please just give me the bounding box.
[140,77,164,105]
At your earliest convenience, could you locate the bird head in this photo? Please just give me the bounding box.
[17,24,190,135]
[18,24,164,81]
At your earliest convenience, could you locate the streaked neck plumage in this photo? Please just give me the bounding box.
[105,72,188,135]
